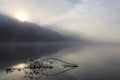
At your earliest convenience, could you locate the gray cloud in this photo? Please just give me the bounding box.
[50,0,120,42]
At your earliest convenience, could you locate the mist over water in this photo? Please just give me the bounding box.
[0,0,120,80]
[0,43,70,69]
[52,44,120,80]
[0,43,120,80]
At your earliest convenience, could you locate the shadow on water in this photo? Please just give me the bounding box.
[0,43,72,69]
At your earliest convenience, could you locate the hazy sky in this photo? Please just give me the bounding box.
[0,0,120,42]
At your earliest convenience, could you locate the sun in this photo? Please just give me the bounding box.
[16,13,28,22]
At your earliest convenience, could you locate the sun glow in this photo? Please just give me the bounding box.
[16,12,28,22]
[13,63,27,68]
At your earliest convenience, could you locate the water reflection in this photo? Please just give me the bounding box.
[0,43,69,69]
[6,58,78,79]
[52,45,120,80]
[0,44,120,80]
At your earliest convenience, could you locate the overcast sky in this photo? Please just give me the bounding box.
[0,0,120,42]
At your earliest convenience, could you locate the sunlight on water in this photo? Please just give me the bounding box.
[0,45,120,80]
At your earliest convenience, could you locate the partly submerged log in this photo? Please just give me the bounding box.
[6,57,78,79]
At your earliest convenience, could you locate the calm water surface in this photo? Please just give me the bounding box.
[0,44,120,80]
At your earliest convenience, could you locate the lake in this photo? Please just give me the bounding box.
[0,43,120,80]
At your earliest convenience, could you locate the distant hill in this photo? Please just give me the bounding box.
[0,14,74,42]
